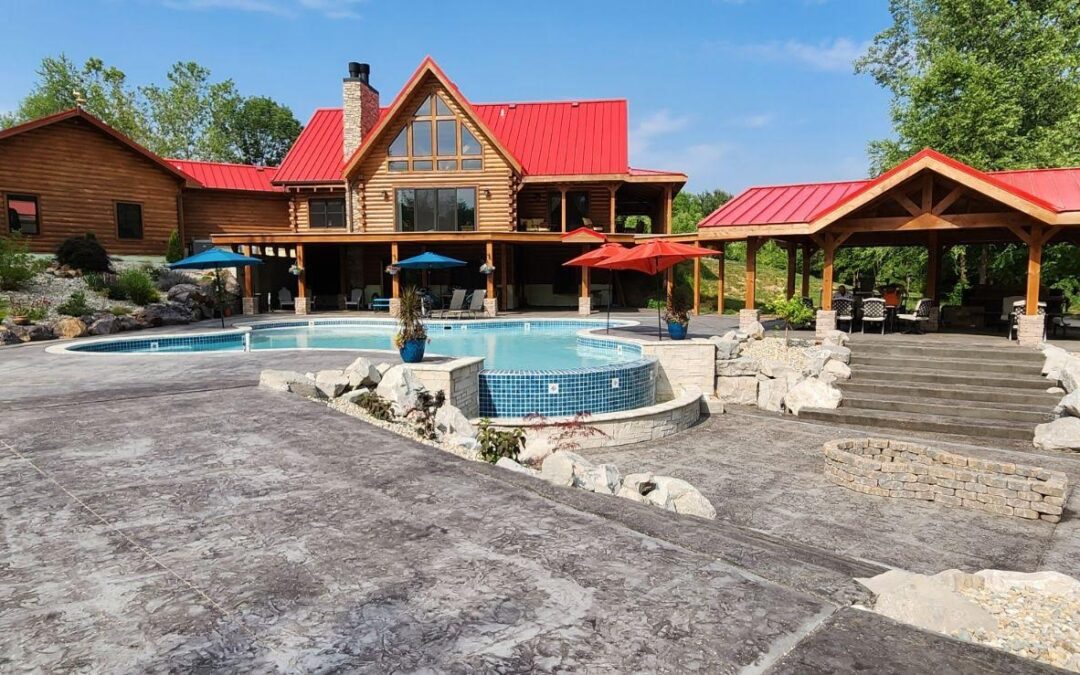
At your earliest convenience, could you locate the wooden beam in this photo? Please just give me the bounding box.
[932,186,964,216]
[1039,225,1063,247]
[486,241,495,300]
[834,212,1038,232]
[608,185,617,233]
[390,242,400,298]
[560,186,567,233]
[920,172,934,213]
[500,243,509,311]
[892,191,922,217]
[693,256,701,315]
[1027,225,1043,315]
[801,243,812,299]
[242,244,255,297]
[745,236,758,310]
[926,232,940,304]
[786,243,797,299]
[664,186,673,235]
[1005,223,1033,246]
[717,243,725,315]
[822,242,835,310]
[295,243,307,299]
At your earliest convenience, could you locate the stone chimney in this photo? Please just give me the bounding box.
[343,62,379,161]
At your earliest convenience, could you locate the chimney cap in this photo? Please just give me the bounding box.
[347,62,370,81]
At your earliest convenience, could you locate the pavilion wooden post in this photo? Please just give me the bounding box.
[499,243,509,311]
[821,242,834,310]
[663,186,673,234]
[716,243,725,315]
[692,256,701,315]
[1026,225,1043,315]
[785,243,797,300]
[926,231,940,305]
[241,244,258,315]
[559,187,568,233]
[745,237,759,310]
[338,246,349,310]
[578,244,591,316]
[608,185,617,233]
[485,240,496,316]
[390,242,400,299]
[295,243,309,315]
[801,243,812,301]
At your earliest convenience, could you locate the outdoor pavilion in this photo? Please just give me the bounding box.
[689,149,1080,347]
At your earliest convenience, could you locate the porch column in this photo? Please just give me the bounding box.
[816,239,836,338]
[801,243,812,301]
[608,185,617,233]
[663,186,673,235]
[665,267,674,301]
[560,187,568,233]
[716,242,725,315]
[745,237,758,310]
[389,242,400,317]
[692,255,701,316]
[1018,225,1045,347]
[579,245,591,316]
[294,244,310,315]
[338,246,348,310]
[499,244,509,311]
[785,243,797,300]
[241,244,259,315]
[484,240,497,317]
[926,232,941,331]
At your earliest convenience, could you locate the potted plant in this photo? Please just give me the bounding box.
[663,293,690,340]
[8,298,30,325]
[393,286,428,363]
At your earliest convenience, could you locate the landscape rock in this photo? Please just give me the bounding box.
[576,463,621,495]
[495,457,538,477]
[1055,390,1080,418]
[715,356,760,377]
[759,359,796,380]
[785,377,842,415]
[344,356,382,388]
[720,330,740,342]
[12,324,56,342]
[376,362,392,376]
[644,476,717,519]
[1033,416,1080,452]
[857,570,997,636]
[757,377,790,412]
[744,321,765,340]
[974,570,1080,595]
[1061,357,1080,394]
[116,316,142,332]
[820,344,852,364]
[88,316,121,335]
[375,365,425,414]
[540,451,593,488]
[314,369,351,398]
[435,403,475,438]
[517,434,556,466]
[133,301,193,327]
[1042,344,1070,381]
[822,330,850,347]
[166,283,212,308]
[0,328,19,345]
[708,337,742,360]
[822,359,852,380]
[338,388,371,405]
[715,376,758,405]
[259,369,323,398]
[1047,386,1066,394]
[616,473,654,503]
[52,317,87,339]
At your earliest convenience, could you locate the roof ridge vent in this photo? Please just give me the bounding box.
[571,101,580,107]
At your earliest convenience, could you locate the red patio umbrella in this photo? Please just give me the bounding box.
[564,242,627,333]
[595,239,718,339]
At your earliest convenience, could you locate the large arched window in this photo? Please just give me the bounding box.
[387,94,483,172]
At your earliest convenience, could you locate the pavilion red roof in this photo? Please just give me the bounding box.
[169,159,282,192]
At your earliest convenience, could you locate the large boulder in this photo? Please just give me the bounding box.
[708,336,742,360]
[759,360,796,380]
[133,301,193,327]
[785,377,842,415]
[1061,357,1080,394]
[716,376,758,405]
[0,327,19,345]
[166,283,212,308]
[375,365,425,414]
[1033,417,1080,452]
[617,473,654,503]
[857,570,997,636]
[344,356,382,389]
[495,457,538,477]
[1055,390,1080,418]
[52,317,87,339]
[757,377,790,412]
[974,570,1080,595]
[576,463,622,495]
[314,369,350,398]
[744,321,765,340]
[540,451,593,488]
[716,356,760,377]
[88,315,121,335]
[822,330,850,347]
[435,403,475,438]
[1043,344,1071,381]
[11,324,56,342]
[259,369,323,399]
[820,344,852,364]
[822,359,852,380]
[644,476,717,519]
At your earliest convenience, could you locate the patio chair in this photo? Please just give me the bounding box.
[861,297,886,334]
[437,289,466,318]
[448,289,486,319]
[897,298,933,334]
[1008,300,1047,341]
[278,287,295,311]
[1000,295,1024,326]
[344,288,364,311]
[832,297,855,333]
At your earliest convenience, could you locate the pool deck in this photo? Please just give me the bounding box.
[0,315,1068,672]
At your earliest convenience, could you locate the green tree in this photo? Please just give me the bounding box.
[857,0,1080,174]
[671,188,733,233]
[222,96,304,165]
[141,62,240,159]
[165,229,184,263]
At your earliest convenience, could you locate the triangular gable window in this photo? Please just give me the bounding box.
[388,91,484,173]
[435,95,452,116]
[414,96,432,117]
[461,126,481,156]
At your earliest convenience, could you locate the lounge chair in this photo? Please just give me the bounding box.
[278,288,295,311]
[437,289,466,318]
[832,297,855,333]
[345,288,364,310]
[861,298,886,334]
[448,289,486,319]
[897,298,933,334]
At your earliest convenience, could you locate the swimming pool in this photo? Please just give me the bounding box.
[63,318,658,418]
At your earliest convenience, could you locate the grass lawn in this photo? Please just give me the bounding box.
[673,258,823,314]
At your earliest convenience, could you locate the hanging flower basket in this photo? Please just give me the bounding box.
[288,264,303,276]
[479,263,495,275]
[385,264,401,276]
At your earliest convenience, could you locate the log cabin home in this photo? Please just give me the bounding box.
[0,57,687,316]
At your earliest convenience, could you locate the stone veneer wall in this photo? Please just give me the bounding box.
[487,387,703,449]
[640,339,716,400]
[823,438,1068,523]
[408,356,484,418]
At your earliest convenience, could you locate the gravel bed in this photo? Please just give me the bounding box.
[326,397,481,462]
[742,336,810,372]
[957,586,1080,671]
[4,273,137,319]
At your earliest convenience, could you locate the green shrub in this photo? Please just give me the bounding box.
[56,291,91,317]
[109,305,130,316]
[411,390,446,440]
[8,297,49,322]
[117,268,159,305]
[767,296,815,329]
[56,234,110,273]
[355,391,395,421]
[84,272,108,293]
[0,234,45,291]
[165,229,184,263]
[476,420,526,464]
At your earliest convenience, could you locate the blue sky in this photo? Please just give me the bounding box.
[3,0,894,192]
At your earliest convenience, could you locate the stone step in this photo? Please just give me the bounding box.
[841,393,1055,424]
[849,367,1051,391]
[849,354,1044,376]
[837,381,1061,407]
[798,407,1036,440]
[847,340,1044,364]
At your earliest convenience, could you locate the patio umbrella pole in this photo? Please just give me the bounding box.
[216,268,225,329]
[656,274,662,340]
[606,270,613,334]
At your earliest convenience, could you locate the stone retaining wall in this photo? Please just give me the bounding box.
[823,438,1068,523]
[640,339,716,401]
[408,357,484,418]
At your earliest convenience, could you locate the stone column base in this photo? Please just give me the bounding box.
[336,294,347,310]
[388,298,401,318]
[1016,314,1045,348]
[578,296,592,316]
[926,306,940,332]
[738,309,761,332]
[483,298,498,318]
[294,296,311,315]
[816,310,837,339]
[242,296,259,316]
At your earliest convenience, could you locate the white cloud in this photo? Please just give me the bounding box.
[725,113,773,129]
[725,37,870,72]
[629,109,691,157]
[160,0,363,19]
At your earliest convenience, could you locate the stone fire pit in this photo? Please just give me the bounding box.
[823,438,1067,523]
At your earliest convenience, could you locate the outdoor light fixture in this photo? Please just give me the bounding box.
[382,190,390,200]
[483,188,491,198]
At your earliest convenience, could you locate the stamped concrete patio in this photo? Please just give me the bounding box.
[0,320,1069,672]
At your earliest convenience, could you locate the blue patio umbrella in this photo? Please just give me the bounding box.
[169,248,263,327]
[394,251,468,270]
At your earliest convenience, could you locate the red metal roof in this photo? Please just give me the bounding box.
[169,159,282,192]
[273,108,347,184]
[701,149,1080,228]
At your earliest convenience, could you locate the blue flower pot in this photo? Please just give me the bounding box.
[667,321,688,340]
[399,339,426,363]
